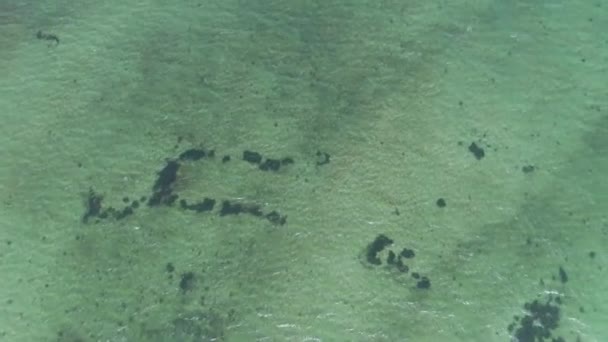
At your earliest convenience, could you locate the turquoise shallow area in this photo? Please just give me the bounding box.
[1,1,606,341]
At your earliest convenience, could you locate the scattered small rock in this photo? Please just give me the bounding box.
[468,142,485,160]
[522,165,535,173]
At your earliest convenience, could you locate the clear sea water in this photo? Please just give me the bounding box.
[1,1,606,341]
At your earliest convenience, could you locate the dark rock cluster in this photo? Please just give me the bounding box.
[81,147,292,226]
[362,234,430,290]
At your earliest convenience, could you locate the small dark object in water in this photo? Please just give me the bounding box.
[400,248,415,259]
[522,165,535,173]
[36,30,60,45]
[558,266,568,283]
[243,150,262,164]
[416,276,431,289]
[259,158,281,172]
[178,149,207,161]
[365,234,393,265]
[179,272,195,292]
[82,188,103,223]
[468,142,485,160]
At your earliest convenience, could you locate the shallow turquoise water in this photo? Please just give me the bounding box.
[1,1,606,341]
